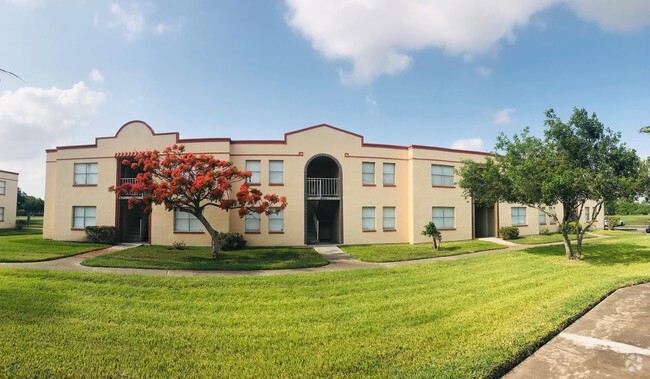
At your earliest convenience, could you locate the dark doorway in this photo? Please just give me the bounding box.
[474,204,496,238]
[118,200,149,243]
[305,155,342,244]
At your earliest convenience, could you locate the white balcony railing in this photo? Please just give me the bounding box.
[120,178,140,196]
[307,178,339,198]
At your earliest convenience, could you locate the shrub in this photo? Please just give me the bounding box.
[15,220,26,230]
[421,221,442,250]
[605,216,621,231]
[217,232,247,251]
[85,226,116,244]
[499,226,519,240]
[172,241,187,250]
[540,227,551,235]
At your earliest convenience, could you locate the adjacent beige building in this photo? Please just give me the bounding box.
[0,170,19,229]
[43,121,603,245]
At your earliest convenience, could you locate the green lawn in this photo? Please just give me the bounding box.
[1,231,649,377]
[614,214,650,225]
[514,232,599,245]
[0,234,108,262]
[82,245,329,270]
[339,239,506,262]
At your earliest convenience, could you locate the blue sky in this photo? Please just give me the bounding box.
[2,0,650,197]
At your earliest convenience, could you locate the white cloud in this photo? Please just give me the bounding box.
[153,17,188,36]
[476,66,493,77]
[492,108,516,124]
[108,2,146,41]
[365,94,379,116]
[450,138,485,151]
[285,0,650,84]
[0,81,106,197]
[89,68,105,84]
[566,0,650,33]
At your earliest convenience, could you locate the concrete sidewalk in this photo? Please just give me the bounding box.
[506,282,650,378]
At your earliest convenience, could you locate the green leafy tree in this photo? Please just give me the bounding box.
[421,222,442,250]
[17,188,44,214]
[458,108,642,260]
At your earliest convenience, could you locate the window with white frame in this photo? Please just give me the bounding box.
[585,207,590,222]
[246,160,261,184]
[72,206,96,228]
[383,207,396,230]
[174,209,203,232]
[431,165,454,187]
[362,207,375,230]
[0,180,5,195]
[383,163,395,185]
[549,206,556,224]
[269,209,284,232]
[0,207,4,222]
[74,163,98,185]
[539,208,547,225]
[511,207,526,226]
[245,214,260,233]
[269,160,284,185]
[362,162,375,185]
[432,207,455,229]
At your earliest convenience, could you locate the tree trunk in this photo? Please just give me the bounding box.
[575,229,584,260]
[192,209,221,260]
[561,229,575,259]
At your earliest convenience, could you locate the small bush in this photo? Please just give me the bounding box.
[499,226,519,240]
[15,220,27,230]
[85,226,116,244]
[172,241,187,250]
[217,232,247,251]
[605,216,621,231]
[540,227,551,235]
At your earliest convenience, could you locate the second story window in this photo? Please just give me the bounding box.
[362,162,375,185]
[383,163,395,185]
[246,160,261,184]
[269,160,283,185]
[431,165,454,187]
[74,163,98,185]
[0,180,5,195]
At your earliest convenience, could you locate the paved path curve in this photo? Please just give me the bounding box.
[0,233,609,277]
[506,282,650,378]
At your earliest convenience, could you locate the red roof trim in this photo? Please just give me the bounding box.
[0,169,19,175]
[45,121,491,156]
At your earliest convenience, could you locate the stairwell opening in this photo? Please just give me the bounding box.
[304,154,343,245]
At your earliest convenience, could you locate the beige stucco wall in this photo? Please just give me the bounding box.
[43,121,606,245]
[0,170,19,229]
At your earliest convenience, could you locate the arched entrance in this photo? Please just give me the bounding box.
[304,154,343,244]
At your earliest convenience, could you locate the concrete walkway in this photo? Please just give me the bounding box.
[506,282,650,378]
[0,233,609,277]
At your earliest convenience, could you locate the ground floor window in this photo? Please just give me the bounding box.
[245,214,260,233]
[269,209,284,232]
[585,206,590,222]
[432,207,454,229]
[0,207,4,222]
[174,209,203,232]
[383,207,396,230]
[73,206,96,228]
[539,208,547,225]
[511,207,526,226]
[549,206,556,224]
[362,207,375,230]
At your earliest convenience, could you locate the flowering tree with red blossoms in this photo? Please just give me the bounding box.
[110,145,287,259]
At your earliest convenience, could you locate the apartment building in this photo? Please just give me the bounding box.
[43,121,602,245]
[0,170,19,229]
